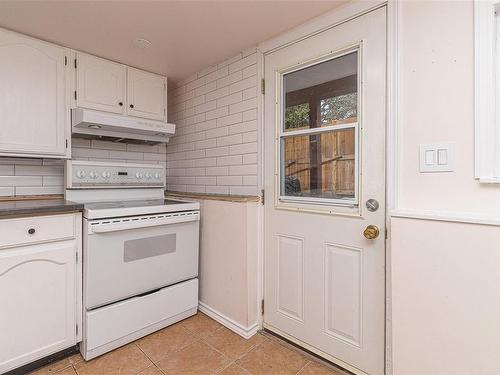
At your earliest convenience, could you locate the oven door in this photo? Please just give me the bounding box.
[84,211,199,310]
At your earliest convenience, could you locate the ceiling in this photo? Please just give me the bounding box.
[0,1,347,83]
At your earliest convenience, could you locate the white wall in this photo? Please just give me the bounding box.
[391,1,500,374]
[166,50,259,196]
[397,0,499,215]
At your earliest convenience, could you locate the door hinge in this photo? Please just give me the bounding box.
[64,56,67,66]
[74,59,77,69]
[65,139,68,148]
[261,79,265,95]
[261,299,265,315]
[76,252,78,263]
[74,91,77,101]
[260,189,265,205]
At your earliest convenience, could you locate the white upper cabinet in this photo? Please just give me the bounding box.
[76,53,167,122]
[0,28,69,158]
[76,53,127,114]
[127,68,166,121]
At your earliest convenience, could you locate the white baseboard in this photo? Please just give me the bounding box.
[198,301,260,339]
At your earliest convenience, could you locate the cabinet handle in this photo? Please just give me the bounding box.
[118,102,123,106]
[28,228,36,235]
[129,104,134,109]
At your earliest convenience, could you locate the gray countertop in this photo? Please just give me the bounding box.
[0,199,84,218]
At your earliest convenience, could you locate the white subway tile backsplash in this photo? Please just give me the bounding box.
[166,48,259,196]
[15,165,63,176]
[0,176,42,187]
[205,185,229,194]
[206,106,229,120]
[0,187,14,196]
[42,175,64,186]
[217,113,243,128]
[217,175,242,186]
[229,164,257,176]
[229,185,259,195]
[217,92,242,108]
[217,134,242,147]
[0,165,14,175]
[16,186,64,196]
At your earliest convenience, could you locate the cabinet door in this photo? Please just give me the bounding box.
[127,67,166,121]
[77,52,126,114]
[0,240,77,373]
[0,29,68,157]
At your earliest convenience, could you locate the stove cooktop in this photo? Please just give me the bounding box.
[83,198,200,219]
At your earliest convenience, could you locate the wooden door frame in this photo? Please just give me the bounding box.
[255,1,399,374]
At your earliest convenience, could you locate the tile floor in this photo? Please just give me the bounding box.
[29,312,349,375]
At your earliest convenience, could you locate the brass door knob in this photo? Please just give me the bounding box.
[363,225,380,240]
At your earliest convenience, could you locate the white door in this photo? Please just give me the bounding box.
[0,240,77,373]
[127,67,166,121]
[0,28,68,158]
[77,52,126,114]
[264,8,386,375]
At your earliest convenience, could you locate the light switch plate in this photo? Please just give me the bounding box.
[419,142,455,172]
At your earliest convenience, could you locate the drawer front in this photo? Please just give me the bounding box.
[0,214,77,249]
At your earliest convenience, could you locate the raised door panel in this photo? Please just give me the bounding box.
[127,68,166,121]
[0,240,77,373]
[77,53,126,114]
[0,29,67,157]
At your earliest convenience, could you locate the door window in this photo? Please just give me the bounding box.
[279,51,359,205]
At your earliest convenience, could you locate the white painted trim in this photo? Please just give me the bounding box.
[198,302,259,339]
[390,208,500,227]
[258,0,386,54]
[385,2,399,374]
[474,0,500,180]
[256,48,265,331]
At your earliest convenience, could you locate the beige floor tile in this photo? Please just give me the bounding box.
[137,323,199,362]
[28,358,73,374]
[156,340,231,375]
[74,343,152,375]
[218,363,251,375]
[137,365,164,375]
[236,339,309,375]
[203,327,266,360]
[179,312,223,338]
[67,353,84,365]
[297,361,346,375]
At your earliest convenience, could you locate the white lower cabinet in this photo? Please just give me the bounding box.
[0,213,82,374]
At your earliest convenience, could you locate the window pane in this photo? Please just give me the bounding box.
[281,128,356,200]
[283,52,358,132]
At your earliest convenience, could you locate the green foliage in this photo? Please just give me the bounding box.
[321,93,357,124]
[285,103,309,130]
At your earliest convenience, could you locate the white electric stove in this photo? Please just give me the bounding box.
[65,160,199,360]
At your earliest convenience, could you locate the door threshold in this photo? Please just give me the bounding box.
[262,324,367,375]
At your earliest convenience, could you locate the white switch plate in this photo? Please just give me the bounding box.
[419,142,455,172]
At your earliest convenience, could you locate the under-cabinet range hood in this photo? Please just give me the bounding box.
[72,108,176,144]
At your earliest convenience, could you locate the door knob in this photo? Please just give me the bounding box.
[363,225,379,240]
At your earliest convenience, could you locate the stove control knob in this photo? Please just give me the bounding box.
[154,172,161,179]
[89,170,99,179]
[135,172,143,179]
[76,170,86,179]
[102,171,111,179]
[145,172,152,179]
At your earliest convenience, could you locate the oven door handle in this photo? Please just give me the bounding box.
[89,214,199,233]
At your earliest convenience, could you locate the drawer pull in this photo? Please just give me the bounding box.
[28,228,36,235]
